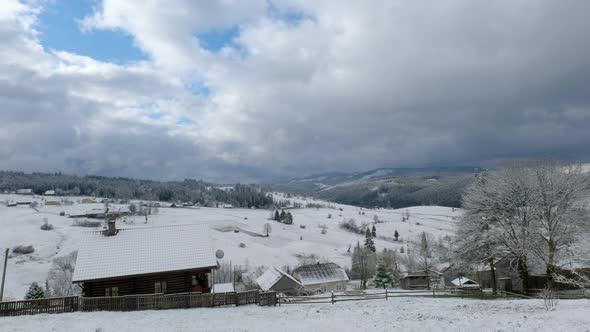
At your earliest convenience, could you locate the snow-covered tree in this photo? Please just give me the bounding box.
[374,260,395,289]
[46,251,79,297]
[529,162,589,289]
[351,241,376,289]
[372,224,377,237]
[394,230,400,241]
[25,282,45,300]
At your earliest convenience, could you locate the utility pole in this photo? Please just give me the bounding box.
[1,248,8,302]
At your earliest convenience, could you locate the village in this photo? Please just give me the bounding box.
[1,181,590,331]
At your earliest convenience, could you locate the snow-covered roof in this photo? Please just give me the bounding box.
[73,223,217,282]
[256,267,302,291]
[292,263,349,286]
[44,190,55,195]
[451,277,480,288]
[212,283,235,293]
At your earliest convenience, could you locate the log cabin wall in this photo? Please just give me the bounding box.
[81,269,212,297]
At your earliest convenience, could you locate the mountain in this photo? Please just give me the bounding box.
[272,167,477,208]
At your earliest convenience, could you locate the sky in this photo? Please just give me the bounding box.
[1,0,589,183]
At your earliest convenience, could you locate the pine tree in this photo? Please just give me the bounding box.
[374,259,394,289]
[371,224,377,238]
[274,210,280,221]
[285,212,293,225]
[364,228,376,253]
[25,282,46,300]
[394,230,399,241]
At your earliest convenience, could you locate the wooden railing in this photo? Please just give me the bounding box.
[0,290,277,317]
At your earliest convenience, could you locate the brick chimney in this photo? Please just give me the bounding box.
[106,220,117,236]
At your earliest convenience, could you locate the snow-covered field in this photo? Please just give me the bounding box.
[0,193,460,300]
[2,297,590,332]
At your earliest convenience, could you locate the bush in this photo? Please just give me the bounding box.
[72,219,102,227]
[25,282,45,300]
[339,219,362,234]
[13,245,35,255]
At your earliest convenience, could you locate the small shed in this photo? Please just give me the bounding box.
[212,283,235,293]
[256,267,303,295]
[44,190,56,196]
[451,277,480,289]
[292,262,349,293]
[17,189,33,195]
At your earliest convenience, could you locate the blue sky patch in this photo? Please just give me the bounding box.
[196,26,240,53]
[37,0,147,64]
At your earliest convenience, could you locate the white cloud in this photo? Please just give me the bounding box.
[1,0,590,182]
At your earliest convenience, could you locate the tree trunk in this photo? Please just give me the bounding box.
[546,241,556,290]
[489,258,497,295]
[518,256,529,294]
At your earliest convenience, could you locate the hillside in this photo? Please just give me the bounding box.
[272,167,476,208]
[0,193,460,300]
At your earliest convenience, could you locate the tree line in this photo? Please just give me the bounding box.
[0,171,273,208]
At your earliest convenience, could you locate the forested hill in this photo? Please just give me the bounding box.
[0,171,273,208]
[272,167,476,209]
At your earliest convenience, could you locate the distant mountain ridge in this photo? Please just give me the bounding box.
[274,167,477,209]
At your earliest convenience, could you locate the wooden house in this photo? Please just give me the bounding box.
[16,189,33,195]
[256,267,303,295]
[292,263,349,293]
[81,198,96,204]
[400,269,446,289]
[73,222,217,297]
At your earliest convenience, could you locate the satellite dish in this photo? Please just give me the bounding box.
[215,249,224,259]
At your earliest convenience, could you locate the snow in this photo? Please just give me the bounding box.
[72,224,217,282]
[212,283,234,293]
[451,277,480,289]
[2,298,590,331]
[0,193,461,300]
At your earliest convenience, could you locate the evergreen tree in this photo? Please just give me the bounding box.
[274,210,280,221]
[284,212,293,225]
[371,224,377,238]
[394,230,399,241]
[374,259,394,289]
[25,282,46,300]
[279,210,287,223]
[364,228,376,253]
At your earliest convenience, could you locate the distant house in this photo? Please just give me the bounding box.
[222,204,233,209]
[16,189,33,195]
[292,263,349,293]
[451,277,480,289]
[44,190,56,196]
[81,198,96,204]
[256,267,303,295]
[7,200,17,207]
[44,200,61,206]
[400,269,446,289]
[73,223,217,297]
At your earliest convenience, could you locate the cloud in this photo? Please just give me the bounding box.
[1,0,590,182]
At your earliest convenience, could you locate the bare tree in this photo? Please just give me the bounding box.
[412,232,434,288]
[263,223,272,237]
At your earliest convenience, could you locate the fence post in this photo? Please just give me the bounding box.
[331,292,335,304]
[433,288,435,298]
[385,288,388,301]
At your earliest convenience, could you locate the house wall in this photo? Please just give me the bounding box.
[303,281,347,293]
[81,269,212,297]
[400,276,429,290]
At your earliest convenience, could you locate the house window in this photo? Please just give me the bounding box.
[105,287,118,297]
[320,284,327,293]
[155,281,167,294]
[336,283,343,291]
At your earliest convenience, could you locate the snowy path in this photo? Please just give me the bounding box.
[2,298,589,331]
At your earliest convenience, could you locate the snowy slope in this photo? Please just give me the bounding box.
[0,193,461,300]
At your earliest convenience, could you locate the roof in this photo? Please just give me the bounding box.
[44,190,55,195]
[256,267,302,291]
[451,277,480,288]
[292,263,349,286]
[212,283,235,293]
[73,223,217,283]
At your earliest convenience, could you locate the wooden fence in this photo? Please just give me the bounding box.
[279,288,507,305]
[0,290,277,317]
